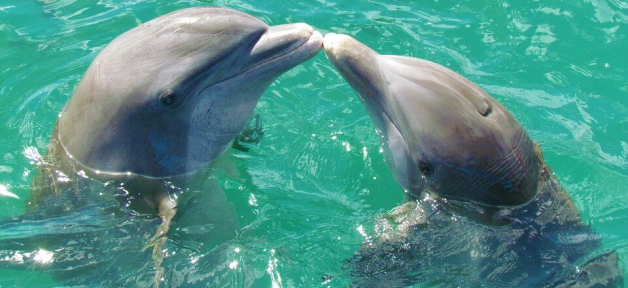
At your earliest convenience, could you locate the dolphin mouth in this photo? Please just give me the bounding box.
[198,24,322,93]
[254,24,322,58]
[323,33,404,138]
[322,33,382,105]
[322,33,340,55]
[323,33,418,177]
[247,23,323,71]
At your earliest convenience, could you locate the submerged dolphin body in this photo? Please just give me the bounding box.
[13,7,322,286]
[323,34,623,287]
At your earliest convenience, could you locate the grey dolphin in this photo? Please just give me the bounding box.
[323,34,623,287]
[24,8,321,286]
[30,7,322,211]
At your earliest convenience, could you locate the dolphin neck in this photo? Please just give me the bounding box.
[53,122,214,183]
[438,148,582,227]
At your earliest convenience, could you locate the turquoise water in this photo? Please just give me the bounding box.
[0,0,627,287]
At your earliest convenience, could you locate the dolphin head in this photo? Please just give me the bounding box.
[58,7,322,177]
[324,34,539,207]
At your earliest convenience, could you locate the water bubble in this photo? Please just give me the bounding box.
[357,225,367,237]
[229,261,239,269]
[248,193,259,206]
[342,142,352,152]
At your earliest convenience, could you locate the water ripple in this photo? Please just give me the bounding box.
[0,0,626,286]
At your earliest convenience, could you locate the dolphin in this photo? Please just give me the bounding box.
[21,7,322,286]
[323,33,623,287]
[30,7,322,210]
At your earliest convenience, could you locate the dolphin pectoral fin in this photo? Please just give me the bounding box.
[142,197,177,288]
[211,152,242,181]
[171,178,241,250]
[373,201,427,244]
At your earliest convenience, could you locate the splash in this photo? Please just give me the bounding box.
[0,184,18,199]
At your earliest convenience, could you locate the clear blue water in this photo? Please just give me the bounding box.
[0,0,626,287]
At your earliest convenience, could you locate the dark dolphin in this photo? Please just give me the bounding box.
[323,33,623,287]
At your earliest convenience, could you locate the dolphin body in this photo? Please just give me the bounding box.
[12,7,322,286]
[323,34,623,287]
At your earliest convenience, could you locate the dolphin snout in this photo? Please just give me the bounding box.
[270,23,316,40]
[323,33,374,63]
[322,33,379,78]
[322,33,344,60]
[323,33,382,100]
[251,23,321,61]
[322,33,343,55]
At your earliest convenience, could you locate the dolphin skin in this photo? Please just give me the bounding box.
[324,33,623,287]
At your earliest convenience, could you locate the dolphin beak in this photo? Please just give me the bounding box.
[250,23,322,66]
[323,33,383,100]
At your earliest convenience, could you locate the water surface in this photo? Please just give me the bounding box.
[0,0,627,287]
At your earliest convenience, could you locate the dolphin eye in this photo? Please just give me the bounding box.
[162,94,176,105]
[159,90,180,108]
[418,161,434,177]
